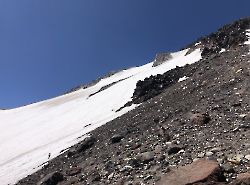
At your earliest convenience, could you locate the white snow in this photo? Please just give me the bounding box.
[195,42,201,46]
[178,76,189,82]
[219,48,226,53]
[0,48,202,185]
[245,29,250,45]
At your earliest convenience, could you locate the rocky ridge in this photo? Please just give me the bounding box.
[16,18,250,185]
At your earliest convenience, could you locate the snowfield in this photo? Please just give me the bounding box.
[0,48,201,185]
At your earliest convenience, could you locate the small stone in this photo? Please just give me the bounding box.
[178,149,185,154]
[127,158,140,167]
[120,165,133,172]
[168,146,182,155]
[190,113,210,125]
[108,173,114,180]
[206,151,214,157]
[198,153,205,158]
[239,114,247,118]
[165,142,172,146]
[154,145,163,153]
[217,158,224,164]
[222,163,235,173]
[209,147,222,153]
[193,158,200,162]
[137,152,155,163]
[227,155,243,165]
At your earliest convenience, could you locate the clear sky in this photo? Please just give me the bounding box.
[0,0,249,108]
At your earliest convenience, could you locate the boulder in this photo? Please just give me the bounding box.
[157,159,224,185]
[37,172,64,185]
[76,136,96,153]
[110,134,124,143]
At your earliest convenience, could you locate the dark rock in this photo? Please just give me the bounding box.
[76,136,96,153]
[168,146,182,155]
[67,149,77,157]
[110,134,124,143]
[157,126,171,140]
[222,163,235,173]
[127,158,141,167]
[37,172,64,185]
[119,64,195,109]
[190,113,211,125]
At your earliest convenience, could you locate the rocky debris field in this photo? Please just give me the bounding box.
[17,18,250,185]
[186,17,250,58]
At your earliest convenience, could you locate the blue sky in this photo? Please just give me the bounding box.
[0,0,249,108]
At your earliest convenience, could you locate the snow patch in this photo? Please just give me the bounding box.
[0,48,202,184]
[178,76,189,82]
[195,42,201,46]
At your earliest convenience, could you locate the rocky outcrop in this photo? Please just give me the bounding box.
[152,52,172,67]
[65,70,124,94]
[186,17,250,58]
[117,64,196,110]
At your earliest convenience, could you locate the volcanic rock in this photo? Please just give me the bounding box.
[110,134,124,143]
[231,172,250,185]
[37,172,64,185]
[190,113,210,125]
[76,136,96,153]
[157,160,224,185]
[153,52,172,67]
[168,146,182,155]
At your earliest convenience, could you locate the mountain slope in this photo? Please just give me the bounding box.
[0,48,201,184]
[1,18,250,185]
